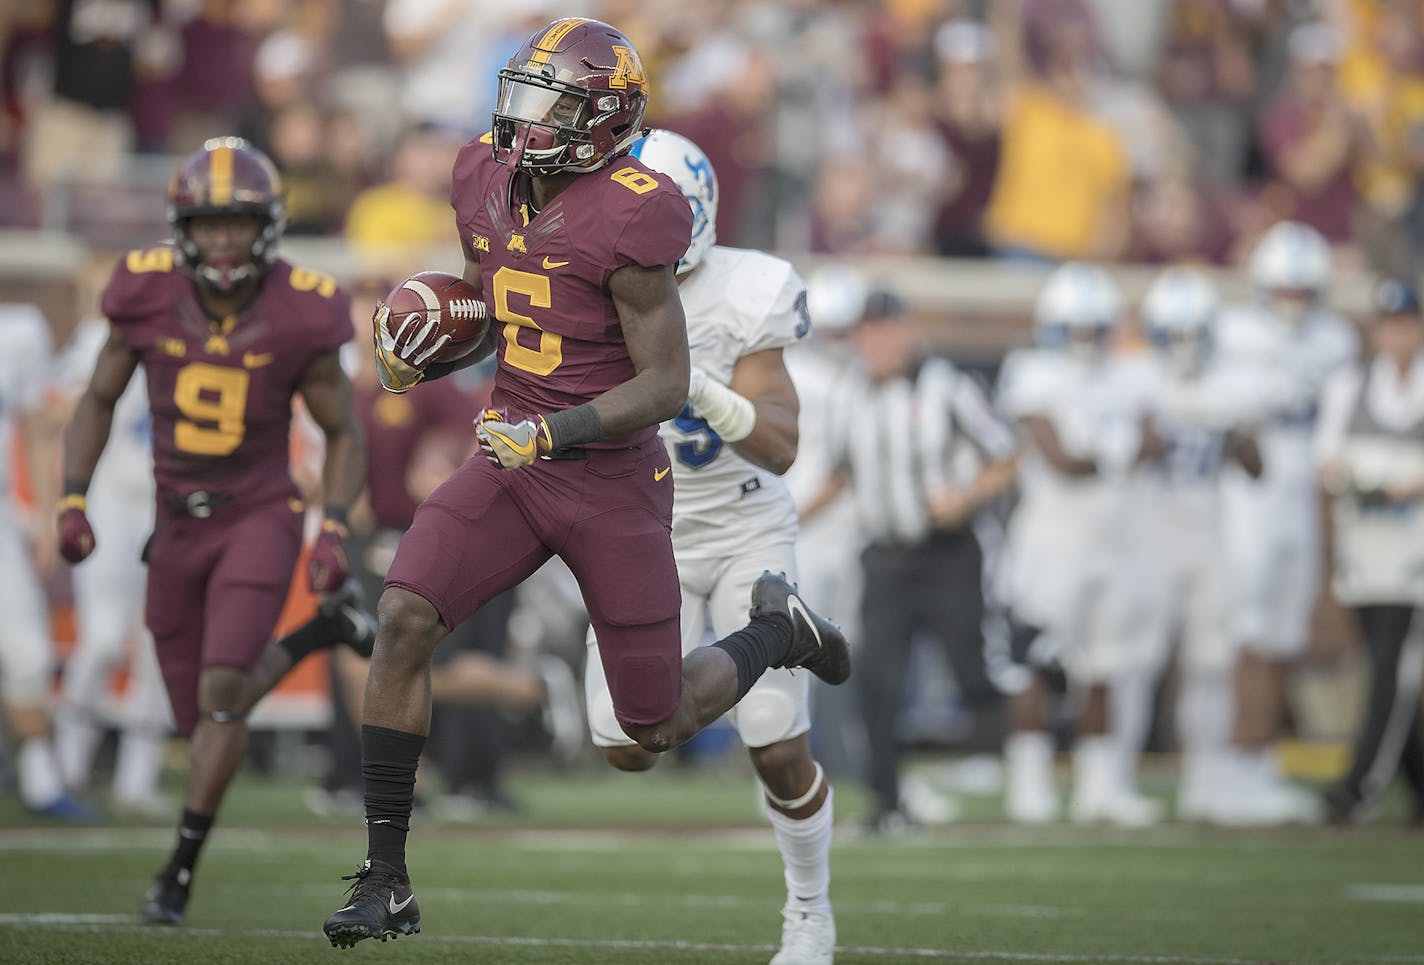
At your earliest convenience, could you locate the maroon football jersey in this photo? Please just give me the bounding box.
[101,246,352,505]
[450,135,693,448]
[355,375,483,530]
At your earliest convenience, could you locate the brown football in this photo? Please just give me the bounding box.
[382,271,489,363]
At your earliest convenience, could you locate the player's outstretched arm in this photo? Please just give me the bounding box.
[717,348,799,475]
[591,263,691,439]
[62,326,138,498]
[300,350,367,591]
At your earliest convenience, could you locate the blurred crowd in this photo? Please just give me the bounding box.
[8,0,1424,274]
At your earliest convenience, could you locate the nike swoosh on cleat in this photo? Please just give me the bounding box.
[786,595,822,650]
[336,905,356,913]
[388,893,414,914]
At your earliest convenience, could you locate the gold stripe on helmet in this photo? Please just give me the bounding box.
[210,145,234,205]
[530,17,587,64]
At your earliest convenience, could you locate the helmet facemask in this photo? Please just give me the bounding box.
[495,65,638,175]
[171,208,283,294]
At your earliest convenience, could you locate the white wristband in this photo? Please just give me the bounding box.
[687,367,756,442]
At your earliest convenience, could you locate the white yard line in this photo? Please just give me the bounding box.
[0,916,1402,964]
[1345,883,1424,903]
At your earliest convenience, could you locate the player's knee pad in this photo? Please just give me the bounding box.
[734,689,802,748]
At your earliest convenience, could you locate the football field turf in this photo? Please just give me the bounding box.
[1,764,1420,964]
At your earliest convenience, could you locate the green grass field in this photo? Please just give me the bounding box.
[1,760,1421,965]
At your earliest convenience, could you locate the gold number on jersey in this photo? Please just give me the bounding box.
[492,267,563,376]
[610,166,658,195]
[289,267,338,298]
[173,363,250,456]
[126,248,174,274]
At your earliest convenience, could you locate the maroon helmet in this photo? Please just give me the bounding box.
[167,137,286,292]
[492,18,649,175]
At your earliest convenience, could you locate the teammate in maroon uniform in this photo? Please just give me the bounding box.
[322,18,850,948]
[58,138,367,926]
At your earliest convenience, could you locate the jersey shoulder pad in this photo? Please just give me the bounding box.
[450,135,502,228]
[709,247,808,351]
[266,260,353,353]
[595,157,694,271]
[101,245,181,331]
[996,349,1066,417]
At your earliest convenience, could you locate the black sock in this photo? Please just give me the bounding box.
[277,611,333,665]
[362,725,425,876]
[163,809,214,881]
[710,615,792,702]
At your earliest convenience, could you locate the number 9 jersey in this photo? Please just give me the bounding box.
[100,246,353,507]
[450,134,693,448]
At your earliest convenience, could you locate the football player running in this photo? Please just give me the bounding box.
[1213,221,1358,824]
[582,129,836,965]
[1135,269,1264,819]
[322,20,849,949]
[60,137,370,924]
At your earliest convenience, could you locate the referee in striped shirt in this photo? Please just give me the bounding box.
[819,292,1018,831]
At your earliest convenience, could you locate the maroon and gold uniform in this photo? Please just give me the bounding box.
[101,247,351,731]
[384,140,694,729]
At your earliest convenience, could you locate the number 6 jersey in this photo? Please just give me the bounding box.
[100,247,352,506]
[450,135,692,449]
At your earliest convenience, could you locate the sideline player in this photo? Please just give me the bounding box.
[582,130,835,965]
[322,19,849,949]
[0,303,95,820]
[59,138,368,923]
[52,318,171,814]
[1215,221,1357,824]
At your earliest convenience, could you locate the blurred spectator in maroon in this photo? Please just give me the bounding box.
[171,2,276,142]
[1156,0,1258,186]
[860,0,959,95]
[321,106,381,226]
[1258,22,1368,246]
[22,0,162,193]
[931,19,1002,257]
[664,41,777,249]
[1131,173,1236,265]
[128,11,183,154]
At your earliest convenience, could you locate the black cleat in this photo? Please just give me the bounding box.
[750,571,851,685]
[140,868,190,925]
[323,859,420,949]
[319,580,377,659]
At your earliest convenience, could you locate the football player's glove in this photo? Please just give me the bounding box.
[57,495,96,564]
[372,300,447,394]
[308,519,350,593]
[474,408,552,470]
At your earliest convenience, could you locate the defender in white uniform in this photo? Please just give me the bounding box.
[1217,221,1358,824]
[1136,270,1265,819]
[0,304,96,819]
[584,131,836,965]
[996,264,1158,826]
[53,319,171,811]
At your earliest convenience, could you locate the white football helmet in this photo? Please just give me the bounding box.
[805,264,868,333]
[1248,220,1331,322]
[1142,267,1219,375]
[1033,262,1121,357]
[628,129,718,274]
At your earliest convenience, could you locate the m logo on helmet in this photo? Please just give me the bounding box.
[609,46,646,89]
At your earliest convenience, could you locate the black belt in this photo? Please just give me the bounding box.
[163,490,233,518]
[542,448,587,461]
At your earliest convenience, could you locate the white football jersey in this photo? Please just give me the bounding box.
[1216,303,1358,499]
[57,320,154,499]
[0,304,54,502]
[660,246,808,559]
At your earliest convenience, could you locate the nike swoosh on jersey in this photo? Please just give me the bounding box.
[388,892,414,914]
[243,351,274,368]
[541,257,570,269]
[786,594,822,649]
[654,466,670,481]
